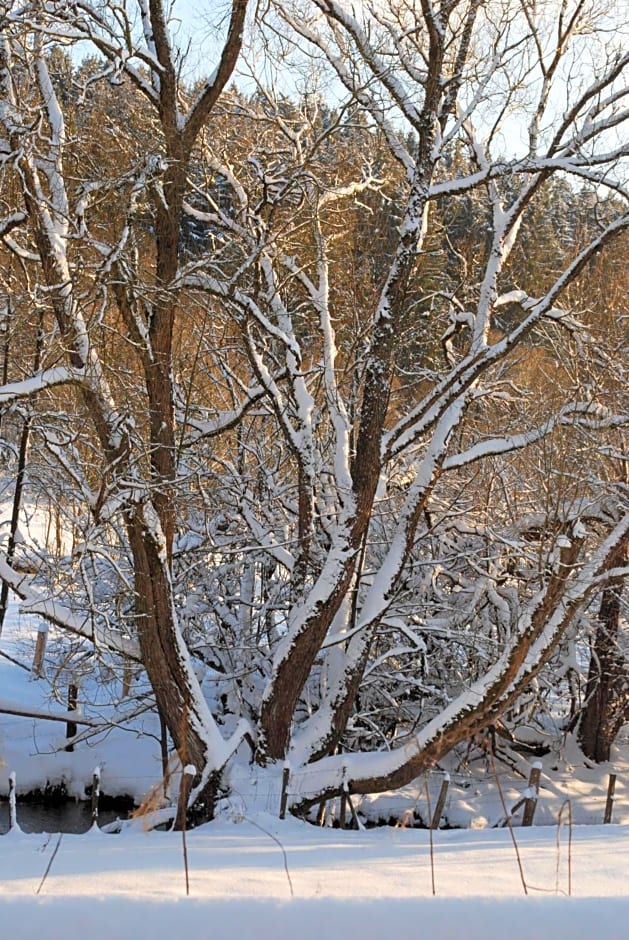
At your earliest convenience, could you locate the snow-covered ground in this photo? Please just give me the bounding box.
[0,599,162,805]
[1,513,628,939]
[1,818,628,939]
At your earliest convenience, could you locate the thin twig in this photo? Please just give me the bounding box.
[36,833,63,895]
[179,705,191,897]
[182,781,190,897]
[490,754,528,895]
[556,799,573,897]
[424,777,436,896]
[246,816,294,898]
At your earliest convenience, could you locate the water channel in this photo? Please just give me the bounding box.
[0,797,134,834]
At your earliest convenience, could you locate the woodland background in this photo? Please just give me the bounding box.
[0,0,626,823]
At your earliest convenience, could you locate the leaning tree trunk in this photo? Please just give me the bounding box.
[578,571,628,763]
[126,508,224,818]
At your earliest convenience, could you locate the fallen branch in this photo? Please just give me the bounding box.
[0,697,102,726]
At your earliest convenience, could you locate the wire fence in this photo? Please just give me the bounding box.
[1,763,620,839]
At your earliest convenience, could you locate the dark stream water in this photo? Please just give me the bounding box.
[0,800,132,834]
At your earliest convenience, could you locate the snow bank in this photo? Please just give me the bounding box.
[1,896,628,940]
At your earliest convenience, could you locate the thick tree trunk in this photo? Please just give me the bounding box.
[259,558,356,760]
[0,0,249,823]
[127,510,209,769]
[578,576,627,763]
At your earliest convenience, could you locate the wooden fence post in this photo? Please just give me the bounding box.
[32,626,48,678]
[339,791,347,829]
[431,774,450,830]
[174,764,196,832]
[91,766,101,826]
[339,766,349,830]
[522,762,542,826]
[65,682,78,752]
[8,772,18,831]
[279,763,290,820]
[345,788,362,830]
[604,773,617,824]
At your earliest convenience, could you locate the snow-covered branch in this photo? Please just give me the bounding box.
[0,556,141,659]
[444,403,629,471]
[0,367,86,403]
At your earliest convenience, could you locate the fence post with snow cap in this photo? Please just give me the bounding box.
[339,768,348,830]
[174,763,196,832]
[65,682,78,752]
[279,762,290,820]
[91,767,101,825]
[522,762,542,827]
[8,771,19,831]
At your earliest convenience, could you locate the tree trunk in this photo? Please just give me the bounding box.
[578,574,628,763]
[126,508,219,817]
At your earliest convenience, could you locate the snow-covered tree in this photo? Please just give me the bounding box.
[0,0,252,812]
[0,0,627,820]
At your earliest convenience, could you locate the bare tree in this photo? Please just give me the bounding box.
[0,0,252,812]
[0,0,627,819]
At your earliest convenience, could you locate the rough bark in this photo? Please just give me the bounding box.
[259,560,357,760]
[578,546,628,762]
[126,509,210,773]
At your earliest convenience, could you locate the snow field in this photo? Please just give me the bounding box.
[1,896,628,940]
[1,819,628,939]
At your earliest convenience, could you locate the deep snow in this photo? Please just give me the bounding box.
[1,820,628,939]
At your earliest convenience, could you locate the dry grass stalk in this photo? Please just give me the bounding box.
[132,753,179,830]
[490,754,529,896]
[556,799,573,896]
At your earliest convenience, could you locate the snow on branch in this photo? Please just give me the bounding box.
[384,211,629,461]
[0,697,103,727]
[291,511,629,804]
[275,6,414,176]
[179,271,302,361]
[21,0,162,104]
[312,0,424,129]
[240,500,295,573]
[0,555,140,660]
[443,403,629,471]
[181,391,274,446]
[0,367,85,403]
[0,211,27,238]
